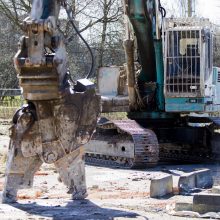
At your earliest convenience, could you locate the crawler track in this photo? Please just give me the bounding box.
[86,120,159,168]
[85,118,220,169]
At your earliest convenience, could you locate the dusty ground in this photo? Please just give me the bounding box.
[0,120,220,220]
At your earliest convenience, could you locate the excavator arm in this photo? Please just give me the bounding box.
[125,0,157,82]
[123,0,165,111]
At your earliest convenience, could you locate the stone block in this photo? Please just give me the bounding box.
[150,174,173,198]
[195,169,213,189]
[193,193,220,214]
[178,172,196,193]
[175,202,193,211]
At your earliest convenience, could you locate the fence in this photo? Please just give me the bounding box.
[0,89,23,119]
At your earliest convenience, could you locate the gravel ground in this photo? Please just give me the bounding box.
[0,164,205,220]
[0,120,220,220]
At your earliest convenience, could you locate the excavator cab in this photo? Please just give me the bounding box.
[124,1,220,115]
[163,18,220,113]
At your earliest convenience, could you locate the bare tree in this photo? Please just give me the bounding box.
[80,0,123,67]
[0,0,126,84]
[65,0,125,78]
[0,0,31,30]
[0,0,121,37]
[160,0,197,17]
[0,13,19,91]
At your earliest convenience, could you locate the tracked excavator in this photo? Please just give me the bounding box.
[85,0,220,168]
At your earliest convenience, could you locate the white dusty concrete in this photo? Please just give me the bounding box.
[0,163,219,219]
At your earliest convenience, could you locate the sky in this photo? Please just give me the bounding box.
[161,0,220,24]
[197,0,220,24]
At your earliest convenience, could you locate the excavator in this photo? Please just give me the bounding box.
[4,0,220,204]
[85,0,220,168]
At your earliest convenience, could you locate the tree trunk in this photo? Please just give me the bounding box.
[97,0,108,68]
[188,0,192,17]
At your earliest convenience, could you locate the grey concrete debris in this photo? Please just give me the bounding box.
[178,169,213,195]
[173,211,220,219]
[172,211,201,218]
[179,184,202,195]
[201,212,220,219]
[195,169,213,189]
[175,202,193,212]
[150,174,173,198]
[193,193,220,214]
[178,173,196,194]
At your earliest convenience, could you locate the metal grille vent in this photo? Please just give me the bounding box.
[165,29,201,96]
[218,71,220,82]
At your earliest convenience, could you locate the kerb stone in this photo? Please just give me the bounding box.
[193,193,220,214]
[195,169,213,189]
[178,172,196,192]
[175,202,193,211]
[150,174,173,198]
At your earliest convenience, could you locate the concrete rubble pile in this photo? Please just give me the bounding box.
[150,168,220,218]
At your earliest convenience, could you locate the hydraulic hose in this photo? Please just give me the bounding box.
[64,4,95,79]
[158,0,166,18]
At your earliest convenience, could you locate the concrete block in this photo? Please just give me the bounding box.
[193,193,220,214]
[175,202,193,211]
[178,172,196,193]
[150,174,173,198]
[195,169,213,189]
[212,186,220,194]
[172,176,180,195]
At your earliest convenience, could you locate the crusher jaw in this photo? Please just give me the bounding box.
[2,0,100,203]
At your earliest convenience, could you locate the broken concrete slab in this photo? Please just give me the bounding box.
[193,193,220,214]
[178,169,213,194]
[150,174,173,198]
[172,211,201,218]
[172,210,220,219]
[195,169,213,189]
